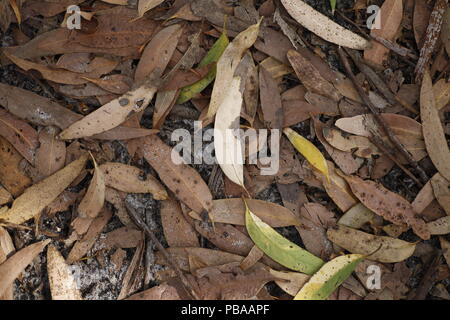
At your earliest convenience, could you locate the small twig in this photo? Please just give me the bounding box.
[370,35,419,60]
[338,47,429,185]
[125,201,201,300]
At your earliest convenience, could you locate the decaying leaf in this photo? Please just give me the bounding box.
[206,19,261,120]
[138,0,164,18]
[427,216,450,235]
[142,135,212,214]
[160,198,199,248]
[0,154,88,224]
[0,226,14,300]
[0,108,39,164]
[59,80,158,140]
[294,254,364,300]
[421,71,450,181]
[327,225,416,263]
[35,126,66,181]
[430,173,450,215]
[214,76,244,187]
[342,174,430,240]
[287,50,342,102]
[245,200,324,274]
[78,156,105,219]
[281,0,369,49]
[100,162,167,200]
[47,245,82,300]
[0,240,50,297]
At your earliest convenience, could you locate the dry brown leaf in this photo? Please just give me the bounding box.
[100,162,167,200]
[126,282,182,300]
[433,78,450,110]
[0,226,14,300]
[100,227,143,249]
[104,187,131,226]
[421,71,450,181]
[430,173,450,216]
[287,50,342,102]
[342,174,430,240]
[35,126,66,181]
[66,207,112,264]
[138,0,164,17]
[0,154,88,225]
[78,157,105,219]
[188,198,300,227]
[160,198,199,248]
[0,239,50,297]
[0,187,12,206]
[313,118,362,175]
[296,203,336,260]
[0,136,31,197]
[0,108,39,164]
[135,24,183,83]
[364,0,403,65]
[142,135,212,214]
[259,66,283,129]
[47,245,82,300]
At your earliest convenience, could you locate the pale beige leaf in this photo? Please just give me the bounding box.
[421,71,450,181]
[281,0,369,49]
[100,162,167,200]
[78,157,105,219]
[47,245,82,300]
[59,83,157,140]
[214,76,244,187]
[0,226,14,300]
[0,240,50,297]
[427,216,450,235]
[138,0,164,17]
[0,154,88,224]
[206,20,261,119]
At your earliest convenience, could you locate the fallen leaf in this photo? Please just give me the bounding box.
[135,24,183,83]
[281,0,369,49]
[283,127,329,181]
[126,282,182,300]
[214,76,244,187]
[161,198,199,248]
[47,245,82,300]
[100,162,167,200]
[0,108,39,164]
[245,200,324,274]
[138,0,164,17]
[78,156,105,219]
[0,136,31,196]
[343,174,430,240]
[142,135,212,214]
[294,254,364,300]
[338,203,377,229]
[433,78,450,110]
[259,66,283,129]
[430,173,450,215]
[59,79,158,140]
[427,216,450,235]
[327,225,416,263]
[206,19,261,120]
[287,50,342,102]
[0,226,14,300]
[35,126,66,181]
[0,154,88,224]
[0,240,50,297]
[421,71,450,181]
[188,198,301,227]
[270,269,309,296]
[364,0,403,65]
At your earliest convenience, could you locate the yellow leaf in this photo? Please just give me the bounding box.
[283,127,329,181]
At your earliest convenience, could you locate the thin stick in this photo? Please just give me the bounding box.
[338,47,429,184]
[125,201,201,300]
